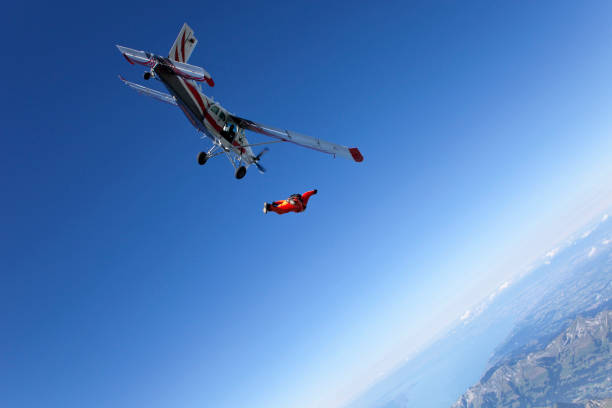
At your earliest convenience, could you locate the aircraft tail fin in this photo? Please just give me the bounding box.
[169,23,198,63]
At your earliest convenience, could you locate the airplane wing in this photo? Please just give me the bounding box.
[118,75,177,106]
[229,115,364,162]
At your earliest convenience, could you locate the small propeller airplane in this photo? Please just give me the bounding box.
[117,23,364,179]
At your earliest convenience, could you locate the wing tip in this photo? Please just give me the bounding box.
[349,147,364,162]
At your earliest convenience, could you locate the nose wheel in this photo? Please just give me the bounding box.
[235,166,246,179]
[197,151,208,165]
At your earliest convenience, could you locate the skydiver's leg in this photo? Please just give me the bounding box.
[269,200,297,214]
[264,200,286,214]
[268,206,291,215]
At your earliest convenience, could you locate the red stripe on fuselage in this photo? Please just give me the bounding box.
[183,80,208,117]
[181,80,247,154]
[185,83,221,131]
[183,80,221,131]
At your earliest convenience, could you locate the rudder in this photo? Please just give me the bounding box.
[169,23,198,63]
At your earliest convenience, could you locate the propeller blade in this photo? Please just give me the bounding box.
[255,147,269,161]
[255,162,266,174]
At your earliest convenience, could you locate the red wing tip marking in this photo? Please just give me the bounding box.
[349,147,364,162]
[206,77,215,87]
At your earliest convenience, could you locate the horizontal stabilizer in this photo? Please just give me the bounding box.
[117,45,156,67]
[170,60,214,87]
[116,45,214,87]
[118,75,177,106]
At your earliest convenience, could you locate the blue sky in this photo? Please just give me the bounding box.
[3,1,612,408]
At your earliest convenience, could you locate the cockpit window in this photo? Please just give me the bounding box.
[219,111,226,121]
[210,105,219,114]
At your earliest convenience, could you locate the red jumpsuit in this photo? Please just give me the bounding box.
[264,190,317,215]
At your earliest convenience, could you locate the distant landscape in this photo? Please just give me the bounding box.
[453,310,611,408]
[348,214,612,408]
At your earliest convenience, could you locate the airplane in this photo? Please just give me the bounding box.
[116,23,364,179]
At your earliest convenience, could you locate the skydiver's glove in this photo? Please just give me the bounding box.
[313,189,318,194]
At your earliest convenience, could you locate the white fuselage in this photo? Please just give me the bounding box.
[155,65,255,164]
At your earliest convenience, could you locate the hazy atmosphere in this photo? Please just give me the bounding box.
[3,1,612,408]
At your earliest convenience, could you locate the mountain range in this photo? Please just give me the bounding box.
[346,214,612,408]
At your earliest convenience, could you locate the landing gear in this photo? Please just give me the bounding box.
[197,151,208,165]
[144,72,152,80]
[197,143,247,179]
[235,166,247,179]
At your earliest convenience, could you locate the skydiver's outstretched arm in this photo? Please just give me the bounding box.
[301,189,318,207]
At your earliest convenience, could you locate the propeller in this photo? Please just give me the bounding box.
[253,148,269,174]
[254,162,266,174]
[255,147,269,161]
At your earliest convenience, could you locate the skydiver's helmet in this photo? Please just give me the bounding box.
[288,193,303,207]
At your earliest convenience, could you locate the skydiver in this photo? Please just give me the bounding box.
[222,123,236,142]
[263,189,318,215]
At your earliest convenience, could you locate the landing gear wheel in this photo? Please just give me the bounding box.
[197,152,208,165]
[144,72,152,80]
[235,166,247,179]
